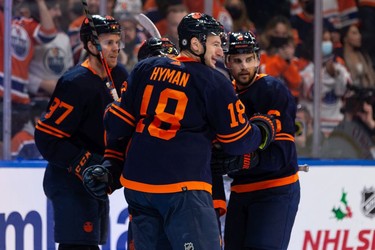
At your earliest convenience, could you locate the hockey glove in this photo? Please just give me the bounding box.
[69,150,102,181]
[82,165,111,201]
[82,159,123,201]
[249,113,276,150]
[211,144,259,175]
[227,152,260,177]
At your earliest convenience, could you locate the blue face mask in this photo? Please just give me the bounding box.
[322,41,333,56]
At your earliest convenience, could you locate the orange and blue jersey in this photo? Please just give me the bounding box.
[104,56,265,194]
[34,60,128,167]
[230,74,299,193]
[0,12,57,104]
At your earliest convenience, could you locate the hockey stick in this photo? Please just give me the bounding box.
[298,164,309,172]
[81,0,119,100]
[136,13,161,39]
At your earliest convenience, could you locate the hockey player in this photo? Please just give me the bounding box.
[137,37,179,61]
[84,12,276,250]
[223,31,300,250]
[34,15,128,250]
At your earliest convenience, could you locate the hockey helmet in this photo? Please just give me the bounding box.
[137,37,179,61]
[80,15,121,47]
[177,12,226,51]
[226,31,260,56]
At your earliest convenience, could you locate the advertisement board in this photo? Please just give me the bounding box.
[1,161,375,250]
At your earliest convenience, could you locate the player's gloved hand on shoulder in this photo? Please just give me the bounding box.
[82,159,123,201]
[211,143,259,175]
[69,149,102,181]
[250,113,276,150]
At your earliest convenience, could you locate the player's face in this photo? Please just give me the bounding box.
[204,35,224,69]
[227,53,259,88]
[99,33,122,68]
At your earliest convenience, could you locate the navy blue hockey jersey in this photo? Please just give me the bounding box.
[104,56,265,194]
[230,74,299,192]
[35,60,128,167]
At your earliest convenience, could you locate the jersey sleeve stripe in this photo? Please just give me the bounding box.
[216,123,251,139]
[104,149,124,160]
[111,103,135,120]
[216,123,252,143]
[275,133,295,142]
[104,153,124,161]
[35,125,64,138]
[109,106,136,127]
[36,121,71,138]
[120,176,212,194]
[105,149,124,157]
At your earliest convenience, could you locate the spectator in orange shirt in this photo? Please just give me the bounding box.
[259,15,302,102]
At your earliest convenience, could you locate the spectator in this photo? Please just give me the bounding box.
[116,11,145,72]
[358,0,375,67]
[164,4,188,46]
[295,104,317,157]
[0,0,57,141]
[299,28,351,137]
[224,0,255,33]
[244,0,290,34]
[259,15,302,102]
[142,0,233,35]
[27,0,74,97]
[338,24,375,89]
[142,0,184,38]
[320,86,375,159]
[323,0,359,31]
[11,99,47,160]
[289,0,314,52]
[184,0,233,32]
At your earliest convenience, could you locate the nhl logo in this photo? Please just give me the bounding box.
[361,187,375,218]
[184,242,194,250]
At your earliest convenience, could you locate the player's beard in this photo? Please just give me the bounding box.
[235,71,254,88]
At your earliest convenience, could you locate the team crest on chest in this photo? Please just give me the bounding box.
[44,47,66,75]
[11,24,30,61]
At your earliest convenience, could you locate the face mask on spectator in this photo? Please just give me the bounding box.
[322,41,333,56]
[226,6,243,20]
[269,36,289,48]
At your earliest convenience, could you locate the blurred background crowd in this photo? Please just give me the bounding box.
[1,0,375,160]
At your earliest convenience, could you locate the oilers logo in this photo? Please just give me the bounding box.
[44,47,66,75]
[11,24,30,61]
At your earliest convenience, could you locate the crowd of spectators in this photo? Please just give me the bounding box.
[2,0,375,160]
